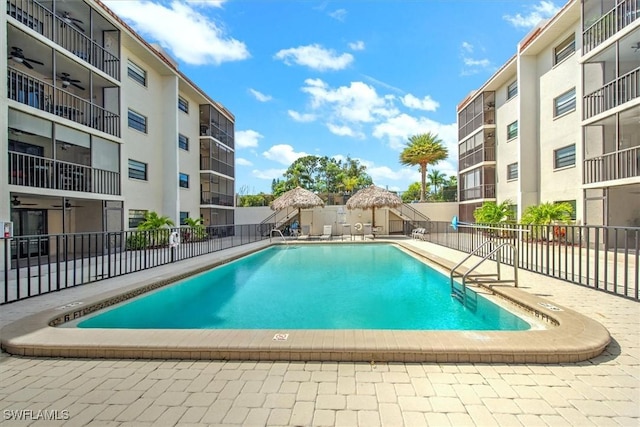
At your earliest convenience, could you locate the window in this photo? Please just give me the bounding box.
[554,34,575,65]
[128,159,147,180]
[178,134,189,150]
[554,144,576,169]
[179,173,189,188]
[127,60,147,86]
[180,211,189,225]
[128,209,147,229]
[178,97,189,113]
[555,200,577,220]
[507,121,518,140]
[507,81,518,100]
[507,163,518,180]
[554,88,576,117]
[128,109,147,133]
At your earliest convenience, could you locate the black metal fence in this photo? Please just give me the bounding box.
[1,224,274,305]
[416,221,639,301]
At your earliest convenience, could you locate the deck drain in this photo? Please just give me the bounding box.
[273,333,289,341]
[537,302,562,311]
[56,301,84,310]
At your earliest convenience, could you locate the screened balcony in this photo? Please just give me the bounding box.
[7,0,120,80]
[583,0,638,54]
[200,104,235,149]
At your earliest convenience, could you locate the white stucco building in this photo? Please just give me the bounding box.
[457,0,639,227]
[1,0,236,258]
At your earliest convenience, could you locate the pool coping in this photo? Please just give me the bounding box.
[0,240,611,363]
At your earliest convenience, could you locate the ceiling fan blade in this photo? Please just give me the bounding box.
[73,22,85,32]
[24,57,44,65]
[71,82,85,90]
[70,17,84,23]
[22,60,34,69]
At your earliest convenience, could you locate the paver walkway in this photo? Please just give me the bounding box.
[1,240,638,426]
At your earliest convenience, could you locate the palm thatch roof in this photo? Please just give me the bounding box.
[271,186,325,211]
[345,185,402,210]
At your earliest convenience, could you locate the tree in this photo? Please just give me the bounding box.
[137,211,174,230]
[521,202,573,225]
[401,182,423,203]
[427,169,447,198]
[399,132,448,202]
[473,200,515,224]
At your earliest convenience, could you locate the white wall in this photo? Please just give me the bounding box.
[177,90,202,223]
[495,74,520,207]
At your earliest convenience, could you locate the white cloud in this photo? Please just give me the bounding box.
[504,1,560,29]
[329,8,347,21]
[326,123,364,138]
[263,144,309,165]
[401,94,439,112]
[301,79,396,124]
[235,130,263,148]
[288,110,317,122]
[461,56,492,76]
[248,88,272,102]
[362,75,405,94]
[348,40,365,51]
[461,41,474,53]
[236,158,253,166]
[103,0,249,65]
[274,44,353,71]
[464,58,491,67]
[252,168,286,180]
[367,165,420,183]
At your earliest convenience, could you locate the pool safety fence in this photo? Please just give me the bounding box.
[413,221,639,301]
[1,223,275,305]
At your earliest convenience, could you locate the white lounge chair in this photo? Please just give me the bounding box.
[411,228,424,239]
[320,225,332,240]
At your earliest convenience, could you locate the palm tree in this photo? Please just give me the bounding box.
[137,211,174,230]
[399,132,448,202]
[427,169,447,198]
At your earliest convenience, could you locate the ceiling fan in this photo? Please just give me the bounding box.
[52,200,84,209]
[632,42,640,52]
[11,196,37,207]
[59,11,85,32]
[8,47,44,70]
[58,72,85,91]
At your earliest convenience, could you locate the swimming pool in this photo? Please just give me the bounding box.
[78,244,530,331]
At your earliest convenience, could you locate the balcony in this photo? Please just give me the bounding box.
[7,0,120,80]
[201,191,234,207]
[200,157,234,178]
[459,146,496,171]
[583,67,640,119]
[9,151,121,195]
[200,104,235,149]
[8,67,120,137]
[583,0,638,54]
[459,184,496,202]
[584,146,640,184]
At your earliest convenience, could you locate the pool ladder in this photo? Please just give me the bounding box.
[270,228,288,245]
[450,241,518,306]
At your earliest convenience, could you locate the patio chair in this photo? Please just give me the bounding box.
[411,228,424,239]
[297,225,311,240]
[363,223,374,240]
[320,225,332,240]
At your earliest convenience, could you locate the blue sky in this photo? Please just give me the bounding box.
[104,0,563,194]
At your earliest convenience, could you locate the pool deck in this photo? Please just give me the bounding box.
[1,238,639,425]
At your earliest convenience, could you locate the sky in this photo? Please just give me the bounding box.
[103,0,564,194]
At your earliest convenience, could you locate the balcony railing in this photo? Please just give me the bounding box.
[7,0,120,80]
[8,67,120,137]
[459,146,496,171]
[200,157,235,178]
[9,151,121,195]
[584,146,640,184]
[201,192,234,207]
[459,184,496,202]
[583,67,640,119]
[583,0,639,54]
[200,125,234,149]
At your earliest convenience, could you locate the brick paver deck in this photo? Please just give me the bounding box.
[1,240,638,426]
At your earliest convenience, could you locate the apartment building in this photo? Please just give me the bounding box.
[1,0,235,258]
[457,0,639,228]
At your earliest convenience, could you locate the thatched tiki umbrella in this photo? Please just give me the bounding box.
[271,186,325,229]
[346,185,402,227]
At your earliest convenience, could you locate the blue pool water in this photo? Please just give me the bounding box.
[78,244,530,330]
